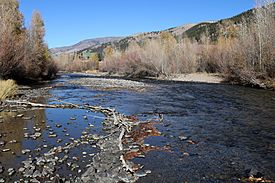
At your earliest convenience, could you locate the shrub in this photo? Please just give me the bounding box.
[0,80,18,100]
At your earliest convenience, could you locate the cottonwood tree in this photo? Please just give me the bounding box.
[254,0,275,72]
[0,0,24,79]
[26,11,48,78]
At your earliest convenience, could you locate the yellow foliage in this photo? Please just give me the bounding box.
[0,79,17,100]
[103,46,114,59]
[90,53,99,62]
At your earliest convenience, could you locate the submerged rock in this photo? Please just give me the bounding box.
[0,163,4,174]
[8,168,15,176]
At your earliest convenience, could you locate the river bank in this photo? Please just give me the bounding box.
[78,71,224,84]
[77,71,275,90]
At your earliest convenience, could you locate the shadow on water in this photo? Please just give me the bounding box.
[0,73,275,182]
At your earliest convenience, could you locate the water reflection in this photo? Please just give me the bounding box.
[0,109,46,179]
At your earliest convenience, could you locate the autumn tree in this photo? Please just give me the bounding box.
[254,0,275,72]
[103,45,114,59]
[90,52,100,70]
[0,0,25,79]
[159,32,177,75]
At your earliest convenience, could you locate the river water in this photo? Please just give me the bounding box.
[0,74,275,182]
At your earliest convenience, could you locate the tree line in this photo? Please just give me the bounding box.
[0,0,57,83]
[100,0,275,89]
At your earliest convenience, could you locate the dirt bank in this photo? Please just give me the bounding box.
[159,73,224,83]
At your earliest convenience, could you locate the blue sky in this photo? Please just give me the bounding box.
[20,0,255,48]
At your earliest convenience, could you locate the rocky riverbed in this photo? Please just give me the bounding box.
[0,75,161,182]
[0,74,275,182]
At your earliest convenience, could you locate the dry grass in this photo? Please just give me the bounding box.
[0,79,17,100]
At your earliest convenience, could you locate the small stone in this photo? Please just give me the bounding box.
[135,171,147,177]
[22,149,31,154]
[0,141,5,146]
[0,164,4,174]
[33,170,41,178]
[48,134,57,138]
[18,167,25,173]
[34,128,41,132]
[43,144,48,148]
[69,138,74,141]
[187,140,196,144]
[34,132,42,138]
[145,170,151,174]
[8,168,15,176]
[56,124,62,128]
[178,136,188,141]
[24,133,29,138]
[137,154,145,158]
[8,139,17,144]
[0,178,5,183]
[57,139,62,143]
[2,149,10,152]
[17,114,24,118]
[22,116,32,120]
[183,152,189,156]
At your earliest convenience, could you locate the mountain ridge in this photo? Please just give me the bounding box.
[50,37,124,55]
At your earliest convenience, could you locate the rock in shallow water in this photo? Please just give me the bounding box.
[0,141,5,146]
[2,148,10,152]
[22,149,31,154]
[8,168,15,176]
[178,135,188,141]
[0,163,4,174]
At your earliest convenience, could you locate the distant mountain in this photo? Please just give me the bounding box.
[79,6,262,57]
[53,3,275,58]
[75,23,199,57]
[50,37,124,55]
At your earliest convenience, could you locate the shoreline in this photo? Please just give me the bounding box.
[70,71,225,84]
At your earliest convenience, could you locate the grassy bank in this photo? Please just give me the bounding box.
[0,79,17,100]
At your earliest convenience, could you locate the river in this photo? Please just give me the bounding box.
[0,74,274,182]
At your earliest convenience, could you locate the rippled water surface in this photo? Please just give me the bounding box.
[0,74,275,182]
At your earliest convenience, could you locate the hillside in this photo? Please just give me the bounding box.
[75,8,257,57]
[76,23,198,57]
[54,3,274,59]
[50,37,124,55]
